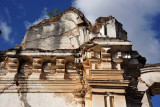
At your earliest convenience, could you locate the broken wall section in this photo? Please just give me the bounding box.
[91,16,127,40]
[21,8,128,51]
[21,8,91,51]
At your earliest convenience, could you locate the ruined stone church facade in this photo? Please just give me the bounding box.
[0,8,160,107]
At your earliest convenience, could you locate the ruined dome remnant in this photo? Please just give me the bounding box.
[0,8,160,107]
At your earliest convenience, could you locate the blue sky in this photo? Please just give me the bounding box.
[0,0,73,50]
[0,0,160,63]
[0,0,160,106]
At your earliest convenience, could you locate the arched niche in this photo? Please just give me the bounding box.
[41,61,56,80]
[0,61,7,75]
[65,62,80,80]
[17,60,32,79]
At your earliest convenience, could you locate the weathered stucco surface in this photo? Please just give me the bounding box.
[21,9,91,50]
[21,8,127,51]
[0,93,76,107]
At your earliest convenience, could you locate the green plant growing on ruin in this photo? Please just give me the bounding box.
[47,8,62,17]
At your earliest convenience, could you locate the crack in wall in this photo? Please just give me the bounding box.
[18,82,31,107]
[138,77,150,87]
[74,35,81,46]
[0,69,31,107]
[65,27,81,48]
[68,37,75,48]
[16,79,31,107]
[0,82,15,95]
[25,27,77,43]
[15,61,31,107]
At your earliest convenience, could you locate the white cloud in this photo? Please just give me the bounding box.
[24,8,49,29]
[73,0,160,63]
[0,21,13,43]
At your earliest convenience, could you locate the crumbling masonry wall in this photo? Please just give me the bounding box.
[0,8,159,107]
